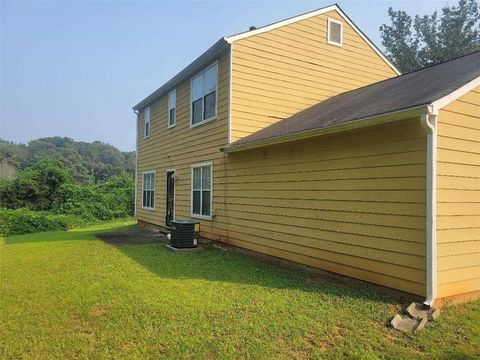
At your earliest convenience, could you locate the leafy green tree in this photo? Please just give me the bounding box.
[380,0,480,73]
[0,140,27,170]
[1,137,135,184]
[0,159,73,210]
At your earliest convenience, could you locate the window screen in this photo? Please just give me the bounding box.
[191,163,212,217]
[191,63,217,125]
[142,172,155,209]
[144,107,151,138]
[168,90,176,127]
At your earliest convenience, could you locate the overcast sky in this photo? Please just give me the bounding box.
[1,0,444,151]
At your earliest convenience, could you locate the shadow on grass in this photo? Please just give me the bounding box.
[2,223,136,245]
[117,236,400,306]
[3,223,401,306]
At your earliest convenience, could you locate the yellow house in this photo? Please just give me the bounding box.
[133,4,480,306]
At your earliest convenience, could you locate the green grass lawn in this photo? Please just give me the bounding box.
[1,221,479,359]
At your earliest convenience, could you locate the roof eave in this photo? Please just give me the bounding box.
[430,75,480,114]
[223,105,430,153]
[133,38,230,111]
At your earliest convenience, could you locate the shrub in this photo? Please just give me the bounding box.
[51,174,134,221]
[0,208,83,236]
[0,159,73,210]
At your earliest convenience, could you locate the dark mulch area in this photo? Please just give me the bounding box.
[96,228,167,247]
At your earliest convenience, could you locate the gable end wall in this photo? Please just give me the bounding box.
[230,9,398,142]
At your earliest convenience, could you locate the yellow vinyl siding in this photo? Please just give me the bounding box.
[134,8,439,297]
[230,9,397,142]
[222,118,427,296]
[136,52,230,232]
[436,86,480,299]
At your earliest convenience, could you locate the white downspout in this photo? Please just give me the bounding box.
[133,109,139,219]
[421,111,437,307]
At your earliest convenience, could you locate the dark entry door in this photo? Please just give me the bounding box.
[166,171,175,227]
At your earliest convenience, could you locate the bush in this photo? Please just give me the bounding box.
[51,174,134,221]
[0,159,73,210]
[0,208,83,236]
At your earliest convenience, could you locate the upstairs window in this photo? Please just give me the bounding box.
[191,162,212,219]
[191,62,217,127]
[327,18,343,47]
[168,89,176,128]
[142,171,155,209]
[144,107,151,138]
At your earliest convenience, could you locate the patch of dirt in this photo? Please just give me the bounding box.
[90,306,108,317]
[95,228,167,247]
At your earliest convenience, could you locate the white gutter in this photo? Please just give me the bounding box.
[223,105,429,153]
[421,110,437,307]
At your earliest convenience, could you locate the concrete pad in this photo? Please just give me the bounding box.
[429,308,441,321]
[165,244,204,252]
[416,317,428,331]
[391,314,417,332]
[96,228,167,247]
[406,302,440,321]
[390,314,426,332]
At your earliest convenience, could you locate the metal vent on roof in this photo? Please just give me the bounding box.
[328,19,342,46]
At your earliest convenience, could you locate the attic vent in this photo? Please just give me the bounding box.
[249,26,256,31]
[327,18,343,47]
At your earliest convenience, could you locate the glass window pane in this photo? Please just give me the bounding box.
[204,91,216,119]
[193,190,201,214]
[143,191,147,207]
[201,165,211,189]
[144,173,154,191]
[203,64,217,94]
[150,190,155,208]
[168,90,176,109]
[201,190,211,216]
[145,122,150,137]
[144,107,150,122]
[192,75,203,101]
[169,108,175,125]
[192,99,203,124]
[193,167,201,189]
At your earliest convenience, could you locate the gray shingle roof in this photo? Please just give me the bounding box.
[229,51,480,149]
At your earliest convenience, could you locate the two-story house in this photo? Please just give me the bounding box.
[133,4,480,306]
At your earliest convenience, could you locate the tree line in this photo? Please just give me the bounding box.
[0,137,135,184]
[380,0,479,73]
[0,138,135,235]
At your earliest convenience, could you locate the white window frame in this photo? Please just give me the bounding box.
[190,61,218,128]
[191,161,213,220]
[327,18,343,47]
[168,89,176,128]
[142,170,156,210]
[144,107,151,138]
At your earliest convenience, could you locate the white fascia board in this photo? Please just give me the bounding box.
[430,76,480,114]
[224,4,400,75]
[225,5,337,42]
